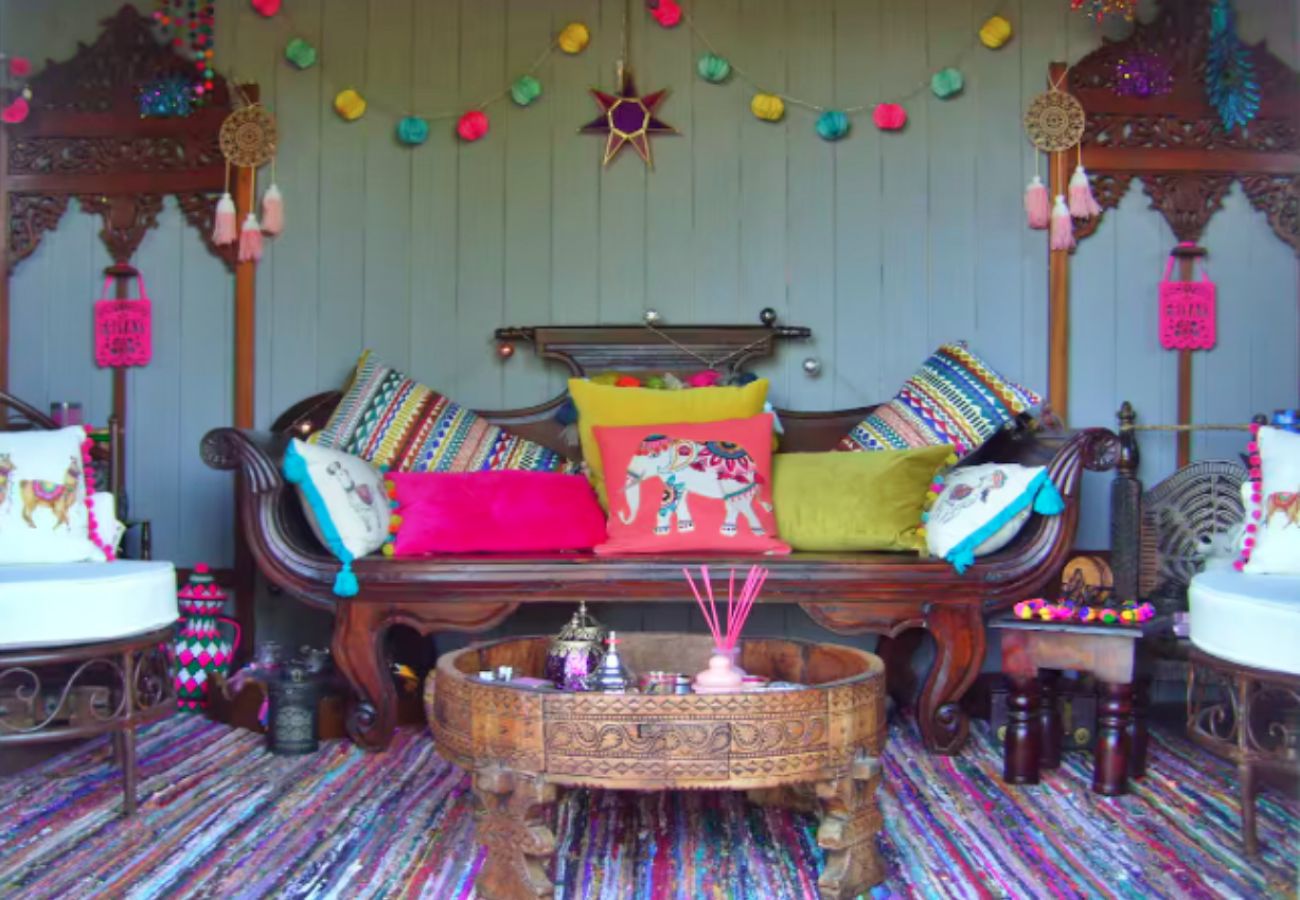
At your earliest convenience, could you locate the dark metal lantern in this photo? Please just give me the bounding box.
[266,660,322,754]
[545,601,607,690]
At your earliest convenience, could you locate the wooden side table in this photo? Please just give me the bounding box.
[990,615,1148,796]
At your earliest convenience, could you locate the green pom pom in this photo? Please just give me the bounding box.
[397,116,429,146]
[815,110,850,141]
[643,375,665,390]
[284,38,318,70]
[697,53,731,84]
[510,75,542,107]
[931,67,964,99]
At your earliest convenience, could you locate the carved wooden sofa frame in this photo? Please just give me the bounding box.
[202,326,1119,755]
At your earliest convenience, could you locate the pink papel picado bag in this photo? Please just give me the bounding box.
[94,273,152,368]
[1158,246,1216,351]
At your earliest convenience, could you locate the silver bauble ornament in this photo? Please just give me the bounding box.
[759,307,778,326]
[802,357,822,377]
[643,309,662,326]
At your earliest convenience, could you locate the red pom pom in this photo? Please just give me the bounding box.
[457,110,490,142]
[8,56,31,78]
[649,0,682,27]
[615,375,642,387]
[195,563,210,574]
[250,0,281,15]
[873,103,908,131]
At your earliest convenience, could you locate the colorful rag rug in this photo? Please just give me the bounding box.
[1,714,1295,899]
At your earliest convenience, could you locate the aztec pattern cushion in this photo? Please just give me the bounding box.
[0,425,111,564]
[312,351,575,475]
[924,463,1064,573]
[839,343,1041,459]
[1238,425,1300,575]
[593,414,789,556]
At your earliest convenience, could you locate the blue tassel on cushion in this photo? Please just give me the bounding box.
[1034,480,1065,515]
[333,559,359,597]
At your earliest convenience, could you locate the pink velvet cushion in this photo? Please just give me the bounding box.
[384,471,607,555]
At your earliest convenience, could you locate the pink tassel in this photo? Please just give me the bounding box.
[1049,194,1075,251]
[260,183,284,235]
[1068,165,1102,218]
[238,213,264,262]
[1024,176,1049,230]
[212,192,238,245]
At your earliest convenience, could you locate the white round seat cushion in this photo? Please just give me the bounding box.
[0,561,177,650]
[1189,569,1300,676]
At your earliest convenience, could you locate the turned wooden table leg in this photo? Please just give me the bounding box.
[472,766,557,900]
[1127,681,1148,779]
[1094,681,1133,796]
[1038,669,1062,770]
[815,754,885,900]
[1003,674,1042,785]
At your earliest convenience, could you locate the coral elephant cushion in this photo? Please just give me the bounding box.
[593,414,789,556]
[384,471,607,555]
[0,425,109,564]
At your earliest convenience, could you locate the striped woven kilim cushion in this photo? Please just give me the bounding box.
[312,351,576,474]
[840,343,1041,459]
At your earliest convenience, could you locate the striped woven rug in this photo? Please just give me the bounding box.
[1,713,1295,899]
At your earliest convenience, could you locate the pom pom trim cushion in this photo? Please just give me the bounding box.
[839,343,1041,460]
[314,350,576,476]
[924,463,1064,574]
[0,425,111,563]
[383,471,607,556]
[1235,424,1300,575]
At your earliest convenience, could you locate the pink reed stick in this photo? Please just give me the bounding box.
[683,567,721,647]
[727,569,736,643]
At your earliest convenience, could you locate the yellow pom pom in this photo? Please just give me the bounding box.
[979,16,1013,49]
[751,93,785,122]
[557,22,590,55]
[334,89,367,121]
[382,542,395,558]
[945,453,959,467]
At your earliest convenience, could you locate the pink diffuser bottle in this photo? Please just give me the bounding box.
[685,565,767,694]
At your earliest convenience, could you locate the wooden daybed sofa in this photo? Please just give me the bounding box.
[202,325,1120,755]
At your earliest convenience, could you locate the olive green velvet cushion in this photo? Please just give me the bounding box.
[772,446,955,552]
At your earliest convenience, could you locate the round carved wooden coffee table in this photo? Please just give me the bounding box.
[426,633,886,900]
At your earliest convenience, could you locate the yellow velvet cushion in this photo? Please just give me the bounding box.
[772,446,955,552]
[568,378,769,506]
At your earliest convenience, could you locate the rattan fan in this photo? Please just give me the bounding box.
[1023,89,1086,153]
[218,104,278,168]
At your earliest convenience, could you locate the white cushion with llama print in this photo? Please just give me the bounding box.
[282,438,388,597]
[1239,425,1300,575]
[924,462,1065,574]
[0,426,111,563]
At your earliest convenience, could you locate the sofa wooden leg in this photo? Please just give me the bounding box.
[876,628,923,707]
[332,604,397,752]
[919,604,985,755]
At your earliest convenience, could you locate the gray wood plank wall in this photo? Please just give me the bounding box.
[4,0,1298,574]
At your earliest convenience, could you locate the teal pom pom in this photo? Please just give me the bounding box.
[697,52,731,84]
[1033,480,1065,515]
[397,116,429,146]
[921,511,930,523]
[510,75,542,107]
[931,68,964,99]
[815,110,850,141]
[283,452,308,484]
[333,561,359,597]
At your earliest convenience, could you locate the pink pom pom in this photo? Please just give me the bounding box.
[251,0,281,15]
[1243,537,1255,548]
[873,103,908,131]
[1246,524,1257,533]
[1252,510,1262,520]
[1250,422,1261,435]
[2,96,31,125]
[1249,455,1261,466]
[457,110,490,142]
[1246,442,1258,453]
[649,0,681,27]
[1233,559,1246,571]
[8,56,31,78]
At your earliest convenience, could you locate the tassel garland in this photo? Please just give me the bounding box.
[260,183,284,235]
[1049,194,1075,251]
[1068,165,1102,218]
[238,213,264,262]
[1024,176,1049,229]
[212,192,238,245]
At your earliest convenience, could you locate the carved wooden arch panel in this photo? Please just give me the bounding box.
[1063,0,1300,252]
[1,4,237,274]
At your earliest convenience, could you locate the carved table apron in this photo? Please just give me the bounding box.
[427,634,887,900]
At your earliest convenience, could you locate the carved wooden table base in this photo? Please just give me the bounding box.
[431,634,887,900]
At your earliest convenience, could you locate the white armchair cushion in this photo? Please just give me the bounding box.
[1189,569,1300,676]
[0,561,177,649]
[0,426,110,563]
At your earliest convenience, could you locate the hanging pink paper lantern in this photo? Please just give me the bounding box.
[250,0,282,16]
[648,0,682,28]
[873,103,907,131]
[457,110,490,142]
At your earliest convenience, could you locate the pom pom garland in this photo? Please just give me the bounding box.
[751,93,785,122]
[815,110,850,141]
[1024,176,1049,230]
[510,75,542,107]
[1012,597,1154,625]
[557,22,590,54]
[873,103,907,131]
[456,110,490,142]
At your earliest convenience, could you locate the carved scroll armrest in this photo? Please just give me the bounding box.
[201,428,290,494]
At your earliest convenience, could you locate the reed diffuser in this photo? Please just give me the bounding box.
[683,565,769,693]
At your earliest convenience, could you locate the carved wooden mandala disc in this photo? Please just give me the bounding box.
[219,104,278,168]
[1023,90,1086,152]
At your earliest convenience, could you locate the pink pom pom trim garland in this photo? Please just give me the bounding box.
[82,426,115,561]
[1234,422,1264,571]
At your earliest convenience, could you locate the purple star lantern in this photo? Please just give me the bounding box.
[1114,51,1174,99]
[581,67,677,169]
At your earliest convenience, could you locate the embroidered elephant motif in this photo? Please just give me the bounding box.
[618,436,769,537]
[20,455,81,530]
